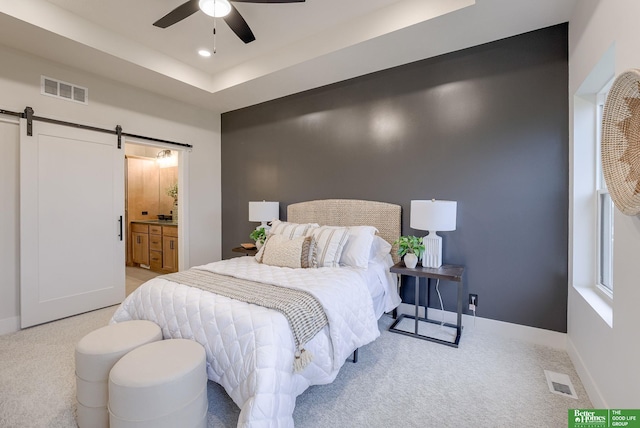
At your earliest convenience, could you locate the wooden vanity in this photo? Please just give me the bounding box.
[131,221,178,273]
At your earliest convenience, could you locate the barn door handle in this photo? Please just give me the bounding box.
[118,216,123,241]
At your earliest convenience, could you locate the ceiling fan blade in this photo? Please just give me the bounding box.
[153,0,201,28]
[231,0,305,3]
[224,4,256,44]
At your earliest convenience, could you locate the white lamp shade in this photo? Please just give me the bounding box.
[249,201,279,223]
[410,200,457,232]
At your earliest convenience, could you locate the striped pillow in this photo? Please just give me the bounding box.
[310,226,350,268]
[269,219,318,238]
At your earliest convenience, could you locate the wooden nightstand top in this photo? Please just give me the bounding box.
[232,246,257,256]
[390,262,464,282]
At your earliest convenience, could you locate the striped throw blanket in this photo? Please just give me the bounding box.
[161,269,328,372]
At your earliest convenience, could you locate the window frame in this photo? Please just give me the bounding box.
[595,82,614,298]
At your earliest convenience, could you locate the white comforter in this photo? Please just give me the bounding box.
[111,257,382,427]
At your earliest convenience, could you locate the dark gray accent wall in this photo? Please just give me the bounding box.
[221,24,568,332]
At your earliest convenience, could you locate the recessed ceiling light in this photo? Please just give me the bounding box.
[198,49,212,57]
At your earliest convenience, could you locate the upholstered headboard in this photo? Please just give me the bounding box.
[287,199,401,263]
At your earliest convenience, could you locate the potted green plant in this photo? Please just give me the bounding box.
[249,227,267,249]
[166,182,178,221]
[394,235,425,268]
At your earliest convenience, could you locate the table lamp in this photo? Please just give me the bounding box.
[249,201,279,231]
[410,199,457,268]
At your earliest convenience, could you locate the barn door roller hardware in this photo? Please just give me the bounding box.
[0,106,192,150]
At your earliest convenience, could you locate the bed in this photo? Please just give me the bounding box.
[111,199,401,427]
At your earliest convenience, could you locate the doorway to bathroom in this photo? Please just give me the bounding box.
[124,141,184,295]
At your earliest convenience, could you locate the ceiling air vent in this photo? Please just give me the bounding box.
[41,76,88,104]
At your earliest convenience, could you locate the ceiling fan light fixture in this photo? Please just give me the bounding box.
[199,0,231,18]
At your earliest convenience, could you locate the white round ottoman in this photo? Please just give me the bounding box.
[75,320,162,428]
[108,339,208,428]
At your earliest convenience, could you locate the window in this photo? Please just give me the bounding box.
[572,44,614,326]
[595,82,614,295]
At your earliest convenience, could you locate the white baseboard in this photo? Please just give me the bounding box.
[566,335,607,407]
[0,316,20,336]
[395,303,567,350]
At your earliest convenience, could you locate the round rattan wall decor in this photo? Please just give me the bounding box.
[602,69,640,216]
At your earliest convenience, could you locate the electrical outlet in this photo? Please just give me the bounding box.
[468,294,478,311]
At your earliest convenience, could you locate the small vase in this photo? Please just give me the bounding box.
[404,253,418,269]
[256,241,263,250]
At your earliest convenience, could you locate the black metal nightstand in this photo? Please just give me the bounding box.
[389,262,465,348]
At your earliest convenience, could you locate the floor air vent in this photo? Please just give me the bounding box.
[41,76,88,104]
[544,370,578,399]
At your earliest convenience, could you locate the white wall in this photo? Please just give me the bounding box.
[0,44,221,334]
[569,0,640,407]
[0,121,20,334]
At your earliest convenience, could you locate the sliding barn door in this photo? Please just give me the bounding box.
[20,119,125,328]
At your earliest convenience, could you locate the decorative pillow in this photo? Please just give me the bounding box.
[310,226,350,268]
[339,226,378,269]
[369,235,392,263]
[255,220,319,261]
[258,234,313,269]
[269,219,319,239]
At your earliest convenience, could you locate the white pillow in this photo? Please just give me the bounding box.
[369,235,392,263]
[310,226,350,268]
[338,226,378,269]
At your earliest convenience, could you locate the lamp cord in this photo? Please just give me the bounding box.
[472,304,476,327]
[435,279,445,327]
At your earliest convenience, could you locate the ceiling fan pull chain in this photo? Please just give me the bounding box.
[213,0,217,54]
[213,17,217,54]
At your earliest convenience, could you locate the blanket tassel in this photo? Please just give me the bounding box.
[294,348,313,373]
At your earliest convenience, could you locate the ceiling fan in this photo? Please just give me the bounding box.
[154,0,306,44]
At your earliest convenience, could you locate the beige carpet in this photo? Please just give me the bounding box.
[0,307,592,427]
